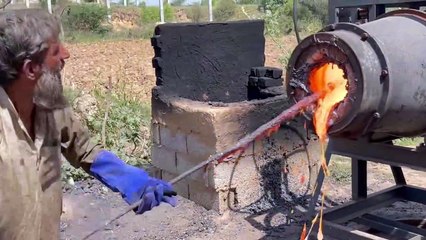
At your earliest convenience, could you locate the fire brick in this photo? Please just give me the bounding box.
[151,122,161,145]
[161,170,190,199]
[159,125,188,153]
[186,132,216,158]
[187,180,222,212]
[175,151,213,186]
[160,169,232,212]
[212,155,261,191]
[151,144,177,174]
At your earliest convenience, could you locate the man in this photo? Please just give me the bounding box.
[0,8,176,240]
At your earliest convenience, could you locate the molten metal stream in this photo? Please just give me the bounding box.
[301,63,348,240]
[309,63,348,176]
[309,63,348,141]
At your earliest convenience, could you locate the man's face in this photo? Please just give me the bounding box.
[33,38,70,110]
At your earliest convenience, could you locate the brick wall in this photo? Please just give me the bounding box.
[150,87,321,213]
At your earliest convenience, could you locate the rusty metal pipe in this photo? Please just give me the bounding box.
[285,9,426,141]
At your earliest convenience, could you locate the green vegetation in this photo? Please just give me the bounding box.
[393,137,424,147]
[57,0,327,43]
[185,4,208,23]
[213,0,237,21]
[62,3,111,34]
[141,4,174,23]
[329,156,352,183]
[61,83,153,183]
[85,84,152,167]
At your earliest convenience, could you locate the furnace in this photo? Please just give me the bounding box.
[286,8,426,239]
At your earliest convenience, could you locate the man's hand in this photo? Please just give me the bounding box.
[89,150,177,214]
[128,176,177,214]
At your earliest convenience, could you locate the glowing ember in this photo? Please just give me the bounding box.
[309,63,348,142]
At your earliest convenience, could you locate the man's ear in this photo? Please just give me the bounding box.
[22,59,42,81]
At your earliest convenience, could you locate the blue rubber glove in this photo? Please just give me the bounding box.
[89,150,177,214]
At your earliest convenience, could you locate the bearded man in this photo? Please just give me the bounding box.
[0,9,176,240]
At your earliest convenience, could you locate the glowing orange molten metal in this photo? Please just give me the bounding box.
[309,63,348,142]
[305,63,348,240]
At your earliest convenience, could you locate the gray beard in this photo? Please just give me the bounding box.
[33,66,69,110]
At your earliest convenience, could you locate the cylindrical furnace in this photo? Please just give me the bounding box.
[285,9,426,141]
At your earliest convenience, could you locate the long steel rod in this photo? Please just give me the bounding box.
[81,93,319,240]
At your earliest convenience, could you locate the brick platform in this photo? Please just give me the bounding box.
[151,87,321,213]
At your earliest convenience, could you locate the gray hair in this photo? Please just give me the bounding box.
[0,9,61,86]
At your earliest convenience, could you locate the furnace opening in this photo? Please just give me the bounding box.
[308,63,348,141]
[287,42,358,139]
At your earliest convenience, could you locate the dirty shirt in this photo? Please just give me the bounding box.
[0,87,103,240]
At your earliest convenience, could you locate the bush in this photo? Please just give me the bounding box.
[213,0,237,21]
[62,3,110,34]
[141,4,174,23]
[85,85,152,167]
[263,0,327,37]
[187,3,208,23]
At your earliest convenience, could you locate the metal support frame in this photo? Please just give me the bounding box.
[328,0,426,24]
[307,137,426,240]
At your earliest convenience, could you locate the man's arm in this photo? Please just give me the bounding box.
[54,106,103,172]
[54,107,177,213]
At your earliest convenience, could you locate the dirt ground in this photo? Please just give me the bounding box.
[60,38,426,240]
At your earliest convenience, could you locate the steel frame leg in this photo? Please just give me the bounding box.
[306,137,426,239]
[352,158,367,200]
[307,142,333,218]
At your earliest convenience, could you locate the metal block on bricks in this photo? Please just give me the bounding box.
[250,67,283,79]
[257,77,283,88]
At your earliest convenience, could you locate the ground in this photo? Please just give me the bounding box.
[60,38,426,240]
[60,162,426,240]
